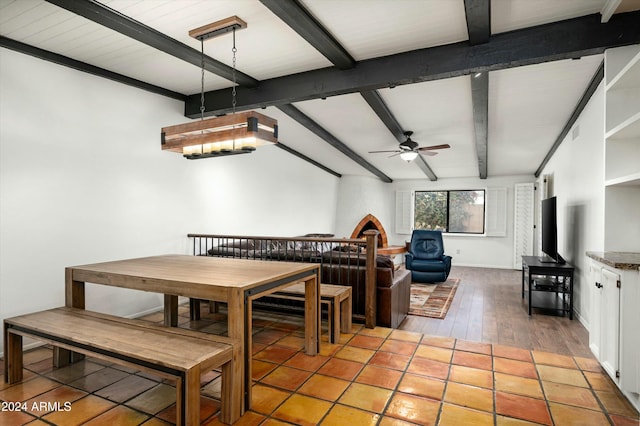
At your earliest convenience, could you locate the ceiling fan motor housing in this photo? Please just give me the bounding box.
[400,139,419,151]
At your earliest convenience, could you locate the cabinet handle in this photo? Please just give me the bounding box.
[595,282,602,289]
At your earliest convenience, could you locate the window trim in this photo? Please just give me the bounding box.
[414,189,486,235]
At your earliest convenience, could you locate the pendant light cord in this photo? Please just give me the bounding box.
[231,27,237,115]
[200,38,205,121]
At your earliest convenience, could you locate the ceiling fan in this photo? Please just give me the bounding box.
[369,131,450,162]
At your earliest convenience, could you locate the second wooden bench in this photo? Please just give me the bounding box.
[191,284,352,343]
[269,283,352,343]
[3,307,241,425]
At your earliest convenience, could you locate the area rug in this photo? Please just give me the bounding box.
[409,278,460,319]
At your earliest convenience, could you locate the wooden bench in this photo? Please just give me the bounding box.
[270,283,352,343]
[190,283,352,343]
[3,307,241,425]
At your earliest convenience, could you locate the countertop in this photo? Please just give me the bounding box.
[586,251,640,270]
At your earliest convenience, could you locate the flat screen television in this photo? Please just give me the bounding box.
[540,196,565,264]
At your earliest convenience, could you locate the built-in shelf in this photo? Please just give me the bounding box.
[606,49,640,92]
[604,44,640,252]
[605,172,640,187]
[605,111,640,140]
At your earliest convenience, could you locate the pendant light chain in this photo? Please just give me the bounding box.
[164,17,278,159]
[200,38,205,121]
[231,26,237,115]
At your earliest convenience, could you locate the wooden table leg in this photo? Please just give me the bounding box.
[304,274,320,355]
[164,295,178,327]
[226,289,248,411]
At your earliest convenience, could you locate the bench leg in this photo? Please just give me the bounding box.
[4,327,23,384]
[219,349,242,424]
[182,367,200,426]
[53,348,85,367]
[340,291,352,334]
[330,298,340,344]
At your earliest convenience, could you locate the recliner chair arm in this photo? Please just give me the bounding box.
[405,253,415,267]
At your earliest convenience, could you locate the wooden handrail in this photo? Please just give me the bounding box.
[187,233,364,244]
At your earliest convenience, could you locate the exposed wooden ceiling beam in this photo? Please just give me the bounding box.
[359,90,405,142]
[44,0,258,87]
[464,0,491,45]
[415,156,438,181]
[275,142,342,178]
[360,90,438,181]
[470,72,489,179]
[535,61,604,177]
[188,11,640,117]
[277,104,392,183]
[0,36,186,101]
[259,0,355,70]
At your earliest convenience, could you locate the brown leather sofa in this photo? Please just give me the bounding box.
[319,253,411,328]
[208,239,411,328]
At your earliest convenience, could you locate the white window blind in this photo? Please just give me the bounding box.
[485,187,507,237]
[513,183,535,268]
[395,190,413,235]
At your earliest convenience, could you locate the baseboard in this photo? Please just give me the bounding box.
[452,262,516,270]
[573,308,589,331]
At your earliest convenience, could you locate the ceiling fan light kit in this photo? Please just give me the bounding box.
[161,16,278,160]
[400,151,419,162]
[368,131,450,163]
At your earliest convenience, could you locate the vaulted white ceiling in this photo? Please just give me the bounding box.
[1,0,638,181]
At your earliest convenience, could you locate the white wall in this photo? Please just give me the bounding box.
[538,82,605,326]
[0,49,339,354]
[335,173,535,269]
[333,175,392,238]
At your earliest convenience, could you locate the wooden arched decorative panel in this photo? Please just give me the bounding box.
[350,214,388,248]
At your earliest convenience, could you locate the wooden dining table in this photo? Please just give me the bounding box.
[61,254,321,411]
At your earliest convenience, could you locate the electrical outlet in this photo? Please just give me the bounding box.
[456,249,461,254]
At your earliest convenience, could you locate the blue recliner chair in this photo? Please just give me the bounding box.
[405,230,452,283]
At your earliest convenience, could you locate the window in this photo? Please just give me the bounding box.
[414,190,485,234]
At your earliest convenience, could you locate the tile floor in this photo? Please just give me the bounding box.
[1,305,639,425]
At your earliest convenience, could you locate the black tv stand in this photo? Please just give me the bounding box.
[522,256,574,319]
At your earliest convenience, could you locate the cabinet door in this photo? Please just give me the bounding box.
[589,263,602,359]
[619,268,640,397]
[600,268,621,381]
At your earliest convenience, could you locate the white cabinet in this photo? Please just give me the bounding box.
[589,262,602,359]
[589,264,620,380]
[600,268,620,380]
[588,256,640,412]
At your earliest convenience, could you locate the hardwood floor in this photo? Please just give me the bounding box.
[398,266,593,359]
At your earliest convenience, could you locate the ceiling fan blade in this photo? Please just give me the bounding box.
[420,151,438,156]
[388,152,402,158]
[417,144,450,151]
[369,149,401,154]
